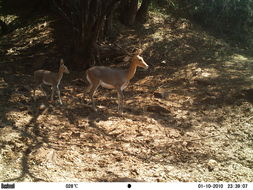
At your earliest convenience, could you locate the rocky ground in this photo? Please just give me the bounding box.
[0,9,253,182]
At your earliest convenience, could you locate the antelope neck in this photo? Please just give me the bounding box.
[126,60,137,81]
[56,70,64,86]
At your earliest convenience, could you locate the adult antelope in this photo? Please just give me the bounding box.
[33,58,69,104]
[86,49,149,114]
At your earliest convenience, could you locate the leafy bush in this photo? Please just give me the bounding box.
[189,1,252,33]
[157,0,253,43]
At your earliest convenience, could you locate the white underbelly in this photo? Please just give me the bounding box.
[100,81,114,89]
[86,74,129,90]
[43,80,52,86]
[100,81,129,91]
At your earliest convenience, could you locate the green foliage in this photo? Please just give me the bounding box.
[149,0,174,13]
[153,0,253,44]
[184,0,252,40]
[187,0,252,32]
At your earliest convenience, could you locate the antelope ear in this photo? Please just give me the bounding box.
[133,48,142,55]
[123,56,131,62]
[60,58,64,65]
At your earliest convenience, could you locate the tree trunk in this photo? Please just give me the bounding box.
[53,0,120,69]
[136,0,150,23]
[104,2,118,39]
[0,19,7,35]
[128,0,138,25]
[119,0,129,25]
[120,0,138,26]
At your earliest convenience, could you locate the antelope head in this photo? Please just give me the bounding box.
[59,59,70,74]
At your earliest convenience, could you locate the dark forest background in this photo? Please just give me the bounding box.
[1,0,253,68]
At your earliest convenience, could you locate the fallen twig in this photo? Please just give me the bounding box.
[167,134,220,145]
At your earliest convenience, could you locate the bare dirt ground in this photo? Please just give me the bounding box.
[1,10,253,182]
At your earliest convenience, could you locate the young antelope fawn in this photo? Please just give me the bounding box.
[86,49,148,113]
[33,59,69,104]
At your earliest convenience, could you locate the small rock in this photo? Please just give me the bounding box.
[154,91,169,99]
[71,132,81,137]
[207,159,218,171]
[182,141,188,146]
[130,169,139,175]
[154,92,163,99]
[39,104,46,110]
[146,105,170,113]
